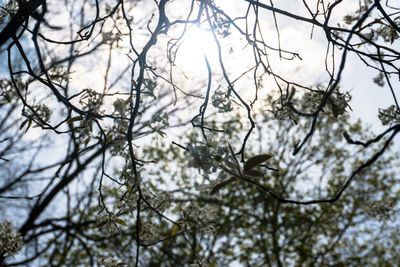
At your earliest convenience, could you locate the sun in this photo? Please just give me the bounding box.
[175,25,218,72]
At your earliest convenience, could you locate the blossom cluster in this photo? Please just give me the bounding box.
[147,191,171,213]
[187,139,230,174]
[96,212,119,234]
[118,187,171,214]
[300,90,350,117]
[189,259,209,267]
[79,88,103,113]
[270,88,351,121]
[182,202,217,234]
[149,112,169,131]
[0,220,23,257]
[212,87,233,113]
[364,200,396,221]
[270,96,295,121]
[378,105,400,126]
[24,104,52,124]
[140,220,161,243]
[0,78,22,102]
[98,256,123,267]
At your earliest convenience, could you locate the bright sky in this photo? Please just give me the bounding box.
[1,0,399,264]
[168,0,398,133]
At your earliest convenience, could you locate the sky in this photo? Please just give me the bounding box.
[1,0,400,265]
[166,0,398,133]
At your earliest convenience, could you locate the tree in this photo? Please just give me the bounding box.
[0,0,399,266]
[134,105,400,266]
[21,98,399,266]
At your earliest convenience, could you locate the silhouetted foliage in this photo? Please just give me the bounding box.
[0,0,399,266]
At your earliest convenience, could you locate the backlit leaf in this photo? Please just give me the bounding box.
[67,116,83,123]
[4,93,11,102]
[243,169,264,177]
[243,154,273,171]
[19,120,28,130]
[115,218,127,226]
[210,176,237,195]
[106,135,113,144]
[25,119,32,132]
[171,224,179,236]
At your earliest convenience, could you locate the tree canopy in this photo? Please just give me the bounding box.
[135,107,400,266]
[0,0,400,266]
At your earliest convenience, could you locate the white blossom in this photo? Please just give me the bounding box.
[98,256,121,267]
[150,112,169,131]
[187,140,231,174]
[378,105,400,126]
[300,90,351,117]
[189,259,209,267]
[140,221,160,243]
[364,200,397,221]
[96,212,118,234]
[182,203,217,233]
[212,87,233,112]
[79,88,103,113]
[148,191,171,213]
[0,220,23,257]
[270,96,295,121]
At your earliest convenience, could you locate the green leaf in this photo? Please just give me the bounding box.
[4,93,11,102]
[19,120,28,130]
[171,224,179,236]
[126,185,135,195]
[390,27,398,44]
[19,119,33,133]
[149,182,157,192]
[25,119,32,132]
[115,218,127,226]
[210,176,237,195]
[331,104,340,118]
[122,98,130,108]
[83,137,91,146]
[243,154,273,171]
[243,169,264,177]
[106,135,113,144]
[157,130,167,137]
[67,116,83,123]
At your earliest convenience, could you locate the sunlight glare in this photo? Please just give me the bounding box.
[176,26,218,72]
